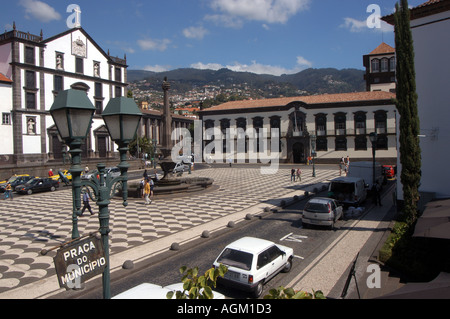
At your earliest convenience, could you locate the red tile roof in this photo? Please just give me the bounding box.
[0,73,12,83]
[202,91,396,112]
[383,0,450,24]
[370,42,395,55]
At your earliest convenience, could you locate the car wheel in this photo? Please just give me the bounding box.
[282,257,293,273]
[27,189,32,195]
[50,186,56,192]
[252,282,264,298]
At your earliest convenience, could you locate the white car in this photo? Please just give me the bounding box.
[213,237,294,298]
[302,197,343,229]
[112,283,225,299]
[173,162,188,174]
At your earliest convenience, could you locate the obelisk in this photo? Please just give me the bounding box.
[159,77,177,181]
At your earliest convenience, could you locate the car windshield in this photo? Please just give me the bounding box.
[26,179,40,185]
[305,202,330,213]
[8,176,19,182]
[217,248,253,271]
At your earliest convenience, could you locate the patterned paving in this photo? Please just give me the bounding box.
[0,166,339,294]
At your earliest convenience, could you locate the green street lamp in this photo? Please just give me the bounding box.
[311,134,316,178]
[50,89,95,240]
[369,132,378,187]
[50,90,142,299]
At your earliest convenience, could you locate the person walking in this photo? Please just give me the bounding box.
[81,191,94,216]
[372,183,382,206]
[149,178,154,204]
[144,179,151,205]
[296,168,302,182]
[5,183,12,200]
[48,169,54,177]
[291,168,296,182]
[339,157,345,176]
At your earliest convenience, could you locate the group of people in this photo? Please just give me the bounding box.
[290,168,302,182]
[339,156,350,176]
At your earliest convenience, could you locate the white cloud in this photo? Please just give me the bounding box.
[19,0,61,23]
[208,0,310,27]
[341,17,394,33]
[143,65,172,73]
[137,38,171,51]
[183,26,209,40]
[191,56,312,76]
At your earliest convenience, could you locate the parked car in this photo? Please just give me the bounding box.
[0,175,34,192]
[328,176,367,207]
[302,197,343,229]
[112,282,225,299]
[51,170,72,183]
[81,167,120,181]
[213,237,294,298]
[173,162,188,174]
[382,165,395,179]
[15,178,59,195]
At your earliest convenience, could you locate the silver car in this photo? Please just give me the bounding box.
[302,197,343,229]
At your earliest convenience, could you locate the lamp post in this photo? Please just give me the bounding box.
[311,134,316,177]
[50,90,142,299]
[50,89,96,240]
[369,132,378,187]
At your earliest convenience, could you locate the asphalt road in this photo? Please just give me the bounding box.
[70,184,381,300]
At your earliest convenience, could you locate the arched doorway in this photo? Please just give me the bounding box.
[292,142,304,163]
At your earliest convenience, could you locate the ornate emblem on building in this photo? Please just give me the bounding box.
[72,38,86,58]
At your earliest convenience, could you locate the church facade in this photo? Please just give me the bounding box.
[0,25,129,171]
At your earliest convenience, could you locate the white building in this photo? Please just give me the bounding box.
[384,0,450,200]
[0,24,128,172]
[198,91,397,164]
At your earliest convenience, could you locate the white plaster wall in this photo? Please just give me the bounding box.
[0,83,13,154]
[410,12,450,199]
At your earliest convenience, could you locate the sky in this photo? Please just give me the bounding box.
[2,0,426,76]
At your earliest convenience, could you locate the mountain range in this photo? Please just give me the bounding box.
[128,67,366,97]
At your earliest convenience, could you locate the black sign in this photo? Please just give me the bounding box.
[54,234,106,290]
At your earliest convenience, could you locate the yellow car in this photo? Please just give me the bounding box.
[51,170,72,183]
[0,174,30,184]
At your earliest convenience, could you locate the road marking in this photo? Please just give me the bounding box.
[280,233,308,243]
[294,255,304,260]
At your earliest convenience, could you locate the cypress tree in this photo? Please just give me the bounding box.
[394,0,421,225]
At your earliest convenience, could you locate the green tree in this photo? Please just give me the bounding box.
[394,0,421,225]
[128,136,154,158]
[167,265,228,299]
[263,286,325,299]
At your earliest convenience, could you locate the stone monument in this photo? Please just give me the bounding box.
[158,77,178,183]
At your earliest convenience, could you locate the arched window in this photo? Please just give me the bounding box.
[371,59,380,73]
[389,57,396,71]
[381,58,389,72]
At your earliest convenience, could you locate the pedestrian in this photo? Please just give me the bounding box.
[372,183,382,206]
[339,157,345,176]
[139,178,145,198]
[143,169,148,180]
[48,168,54,177]
[81,191,94,215]
[291,168,296,182]
[144,179,151,205]
[149,178,154,203]
[296,168,302,182]
[5,183,12,200]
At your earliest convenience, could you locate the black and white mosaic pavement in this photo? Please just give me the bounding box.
[0,166,338,294]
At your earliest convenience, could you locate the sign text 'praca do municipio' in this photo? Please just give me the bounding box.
[53,234,106,290]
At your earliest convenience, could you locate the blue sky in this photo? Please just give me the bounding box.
[3,0,425,75]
